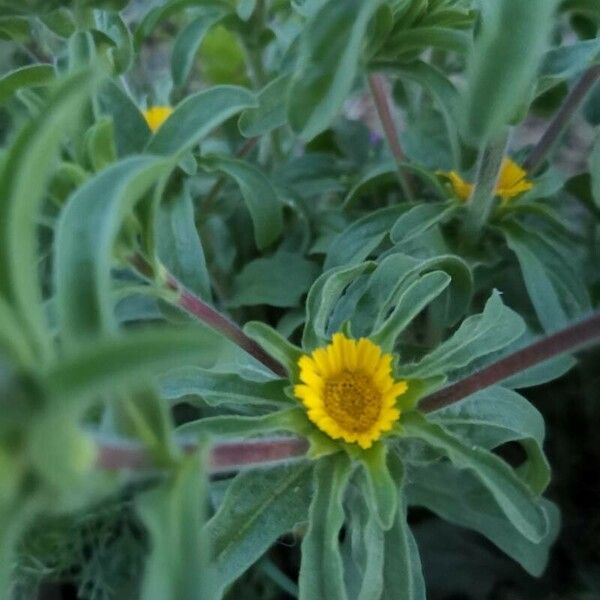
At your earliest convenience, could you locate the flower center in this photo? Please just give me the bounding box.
[323,370,382,433]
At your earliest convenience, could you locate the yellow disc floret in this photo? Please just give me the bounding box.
[294,333,408,449]
[440,157,533,203]
[143,106,174,132]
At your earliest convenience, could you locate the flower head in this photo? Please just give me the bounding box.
[441,158,533,202]
[294,333,408,449]
[143,106,173,132]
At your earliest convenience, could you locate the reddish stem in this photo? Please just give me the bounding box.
[419,311,600,413]
[524,65,600,174]
[130,254,287,378]
[368,73,415,199]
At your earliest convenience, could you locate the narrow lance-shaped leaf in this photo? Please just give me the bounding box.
[146,86,256,156]
[157,182,212,301]
[382,455,426,600]
[406,463,560,576]
[208,463,313,594]
[360,442,398,530]
[137,451,212,600]
[171,3,230,87]
[243,321,304,380]
[433,386,550,493]
[402,412,549,543]
[238,75,291,137]
[0,70,94,363]
[55,156,173,342]
[461,0,558,142]
[303,262,376,350]
[299,453,352,600]
[42,326,239,407]
[199,154,283,250]
[402,290,525,378]
[371,271,451,352]
[0,64,55,104]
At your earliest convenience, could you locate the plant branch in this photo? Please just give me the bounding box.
[462,131,510,241]
[96,307,600,471]
[96,436,309,473]
[367,73,415,200]
[130,254,287,378]
[419,310,600,413]
[524,65,600,174]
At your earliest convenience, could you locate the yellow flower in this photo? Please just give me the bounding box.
[441,158,534,202]
[143,106,173,132]
[294,333,408,449]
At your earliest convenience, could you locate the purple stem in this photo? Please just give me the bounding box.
[524,65,600,174]
[419,310,600,413]
[130,254,287,378]
[96,436,309,473]
[367,73,415,199]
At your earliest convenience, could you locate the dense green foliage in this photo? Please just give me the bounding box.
[0,0,599,598]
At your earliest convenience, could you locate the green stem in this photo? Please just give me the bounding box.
[462,131,510,241]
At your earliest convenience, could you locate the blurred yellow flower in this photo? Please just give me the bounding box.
[440,158,534,202]
[143,106,173,132]
[294,333,407,449]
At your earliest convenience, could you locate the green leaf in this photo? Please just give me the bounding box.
[238,75,291,137]
[502,221,588,332]
[42,326,237,406]
[84,117,117,172]
[299,453,352,600]
[403,291,525,378]
[382,500,426,600]
[171,3,230,87]
[461,0,558,142]
[355,253,472,333]
[382,456,426,600]
[402,412,548,543]
[390,61,462,165]
[360,443,397,531]
[390,202,458,246]
[324,205,411,270]
[0,64,54,104]
[208,463,313,592]
[407,463,560,576]
[96,80,151,156]
[157,182,212,301]
[303,262,376,350]
[243,321,303,380]
[433,386,550,493]
[55,155,173,342]
[371,271,451,351]
[146,86,256,156]
[137,452,212,600]
[199,154,283,250]
[159,367,290,408]
[591,134,600,208]
[134,0,205,47]
[344,492,384,600]
[288,0,384,139]
[387,26,471,57]
[228,251,319,308]
[0,70,94,364]
[236,0,256,20]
